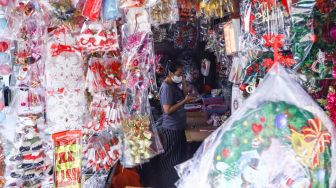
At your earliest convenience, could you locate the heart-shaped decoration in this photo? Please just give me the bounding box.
[252,123,263,135]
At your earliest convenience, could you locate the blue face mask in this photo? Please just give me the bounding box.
[0,17,7,30]
[0,52,10,64]
[103,0,119,20]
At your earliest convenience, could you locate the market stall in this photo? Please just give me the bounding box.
[0,0,333,188]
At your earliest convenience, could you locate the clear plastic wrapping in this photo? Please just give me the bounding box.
[83,132,121,174]
[82,0,103,21]
[87,57,122,93]
[76,21,119,54]
[124,7,151,34]
[240,0,292,52]
[86,94,123,132]
[0,38,12,76]
[149,0,179,26]
[176,65,336,188]
[52,130,82,188]
[5,116,52,187]
[40,0,85,31]
[45,28,87,133]
[240,0,315,66]
[120,114,164,167]
[228,55,248,85]
[103,0,120,20]
[290,0,316,66]
[118,0,146,9]
[0,133,5,187]
[199,0,225,19]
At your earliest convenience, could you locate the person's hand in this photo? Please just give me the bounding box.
[183,95,196,104]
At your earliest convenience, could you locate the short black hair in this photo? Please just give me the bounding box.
[165,60,183,75]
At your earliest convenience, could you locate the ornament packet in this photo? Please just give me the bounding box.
[82,0,103,21]
[82,132,121,174]
[5,116,52,187]
[240,0,315,65]
[120,114,163,167]
[52,130,82,188]
[77,21,119,53]
[149,0,179,26]
[87,56,122,93]
[176,65,336,188]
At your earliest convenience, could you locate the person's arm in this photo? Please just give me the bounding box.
[160,84,195,115]
[162,96,194,115]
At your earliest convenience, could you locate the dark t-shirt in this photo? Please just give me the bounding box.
[159,82,187,130]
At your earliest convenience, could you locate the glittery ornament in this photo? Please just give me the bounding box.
[274,114,288,129]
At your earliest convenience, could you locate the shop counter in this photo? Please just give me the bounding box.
[185,111,216,142]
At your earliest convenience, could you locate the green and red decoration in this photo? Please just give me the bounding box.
[210,101,333,187]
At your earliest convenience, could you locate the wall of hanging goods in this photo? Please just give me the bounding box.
[0,0,334,187]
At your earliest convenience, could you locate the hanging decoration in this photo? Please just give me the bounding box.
[52,130,82,188]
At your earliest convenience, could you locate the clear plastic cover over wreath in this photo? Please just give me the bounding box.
[175,65,336,188]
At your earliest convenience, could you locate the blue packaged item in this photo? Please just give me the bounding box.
[103,0,119,20]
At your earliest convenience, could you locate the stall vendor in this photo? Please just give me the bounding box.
[157,60,196,187]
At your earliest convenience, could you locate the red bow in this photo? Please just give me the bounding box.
[262,34,284,49]
[301,118,331,168]
[50,44,75,57]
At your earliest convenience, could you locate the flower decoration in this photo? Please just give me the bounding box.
[326,87,336,126]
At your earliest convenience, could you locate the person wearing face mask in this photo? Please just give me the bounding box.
[156,60,196,187]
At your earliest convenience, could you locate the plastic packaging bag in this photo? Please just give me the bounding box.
[45,28,87,133]
[82,132,121,174]
[42,0,85,30]
[11,88,44,117]
[82,0,103,21]
[240,50,295,97]
[228,55,248,84]
[52,130,82,188]
[77,21,119,54]
[0,134,5,187]
[176,65,336,188]
[103,0,119,20]
[118,0,146,9]
[0,38,12,76]
[86,94,123,132]
[290,0,316,65]
[124,7,151,34]
[240,0,315,66]
[5,116,52,187]
[149,0,179,26]
[177,0,198,22]
[120,114,164,167]
[87,57,122,93]
[240,0,292,52]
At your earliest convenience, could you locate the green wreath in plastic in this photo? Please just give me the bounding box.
[210,101,332,188]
